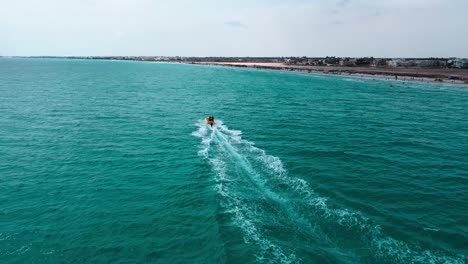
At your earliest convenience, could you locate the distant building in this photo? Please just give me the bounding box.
[454,58,468,68]
[412,59,447,68]
[387,59,400,67]
[324,56,340,66]
[372,58,388,67]
[339,58,356,66]
[387,59,416,67]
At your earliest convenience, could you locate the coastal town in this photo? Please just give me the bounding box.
[22,56,468,69]
[8,56,468,83]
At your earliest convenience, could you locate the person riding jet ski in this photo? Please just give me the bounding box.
[205,116,215,127]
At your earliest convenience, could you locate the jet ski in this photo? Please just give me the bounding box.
[205,116,216,127]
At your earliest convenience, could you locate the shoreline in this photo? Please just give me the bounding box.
[181,62,468,85]
[4,57,467,85]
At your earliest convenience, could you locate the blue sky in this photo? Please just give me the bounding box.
[1,0,467,57]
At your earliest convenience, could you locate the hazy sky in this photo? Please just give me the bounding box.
[1,0,467,57]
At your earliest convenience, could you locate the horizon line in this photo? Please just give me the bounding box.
[2,55,468,59]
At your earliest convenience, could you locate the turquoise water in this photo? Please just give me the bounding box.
[0,58,467,263]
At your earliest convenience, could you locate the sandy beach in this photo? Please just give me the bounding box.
[188,62,468,85]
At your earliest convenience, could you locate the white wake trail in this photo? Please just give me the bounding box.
[193,120,466,264]
[193,120,299,263]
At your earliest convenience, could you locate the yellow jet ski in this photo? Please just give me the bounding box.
[205,116,216,127]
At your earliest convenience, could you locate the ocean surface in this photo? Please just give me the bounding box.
[0,58,467,263]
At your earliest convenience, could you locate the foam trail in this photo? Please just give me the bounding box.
[212,125,346,257]
[193,120,466,264]
[194,120,299,263]
[213,128,285,203]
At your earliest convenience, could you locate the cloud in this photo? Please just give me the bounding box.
[330,20,344,25]
[224,21,247,28]
[336,0,350,7]
[331,0,351,14]
[113,30,126,38]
